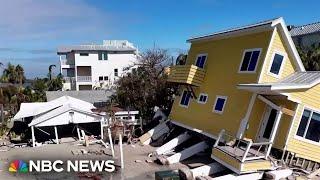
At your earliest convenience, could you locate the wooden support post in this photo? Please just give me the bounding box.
[155,132,191,155]
[165,141,208,165]
[100,121,104,140]
[119,133,124,169]
[76,126,81,141]
[54,126,59,144]
[31,126,35,147]
[108,128,115,157]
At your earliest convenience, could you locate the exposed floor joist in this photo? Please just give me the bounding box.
[155,132,191,156]
[139,121,170,145]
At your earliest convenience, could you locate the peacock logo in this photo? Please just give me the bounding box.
[9,160,28,173]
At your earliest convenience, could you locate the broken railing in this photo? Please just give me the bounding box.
[213,129,273,162]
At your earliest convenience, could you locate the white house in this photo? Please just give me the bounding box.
[57,40,139,91]
[13,96,108,147]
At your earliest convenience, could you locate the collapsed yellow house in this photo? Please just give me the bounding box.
[167,17,320,174]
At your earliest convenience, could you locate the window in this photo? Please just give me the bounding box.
[80,53,89,56]
[296,109,320,143]
[239,49,261,72]
[114,69,118,77]
[180,90,192,107]
[213,96,227,114]
[98,52,108,60]
[198,93,208,104]
[104,76,108,81]
[195,54,207,68]
[99,76,103,81]
[269,53,285,76]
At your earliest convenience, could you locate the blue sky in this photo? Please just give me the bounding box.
[0,0,319,78]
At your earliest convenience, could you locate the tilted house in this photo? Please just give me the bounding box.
[168,17,320,174]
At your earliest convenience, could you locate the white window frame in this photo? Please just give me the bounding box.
[267,51,287,78]
[194,53,208,69]
[197,93,208,104]
[179,90,191,108]
[213,95,228,114]
[238,48,262,73]
[294,105,320,146]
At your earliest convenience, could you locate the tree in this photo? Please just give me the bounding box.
[1,63,26,84]
[297,43,320,71]
[48,64,56,80]
[47,73,63,91]
[113,48,178,122]
[15,65,26,85]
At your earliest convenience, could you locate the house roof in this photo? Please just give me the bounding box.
[186,17,305,72]
[290,22,320,37]
[57,45,136,54]
[238,72,320,91]
[14,96,95,120]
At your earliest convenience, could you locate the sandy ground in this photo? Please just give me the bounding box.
[0,139,187,180]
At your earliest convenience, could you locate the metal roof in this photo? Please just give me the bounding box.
[187,17,280,42]
[238,72,320,91]
[290,22,320,37]
[57,45,136,54]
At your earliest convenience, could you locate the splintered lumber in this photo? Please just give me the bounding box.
[179,162,226,180]
[139,121,169,145]
[307,168,320,179]
[156,132,191,155]
[165,141,208,165]
[264,169,292,180]
[212,172,264,180]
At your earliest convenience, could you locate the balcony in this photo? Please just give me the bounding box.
[60,59,75,66]
[63,77,76,83]
[77,76,92,82]
[167,65,206,87]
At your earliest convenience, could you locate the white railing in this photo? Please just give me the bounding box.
[214,129,273,162]
[60,59,75,65]
[77,76,92,82]
[63,77,76,82]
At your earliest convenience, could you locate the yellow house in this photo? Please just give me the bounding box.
[168,17,320,174]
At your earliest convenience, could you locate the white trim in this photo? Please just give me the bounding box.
[197,93,208,104]
[258,27,277,82]
[294,105,320,145]
[238,48,262,73]
[213,96,228,114]
[284,104,300,148]
[267,51,287,79]
[194,53,208,69]
[257,95,280,111]
[179,90,191,108]
[237,93,257,138]
[170,120,217,140]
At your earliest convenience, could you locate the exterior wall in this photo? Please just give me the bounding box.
[292,32,320,49]
[61,51,138,90]
[259,29,296,83]
[169,30,273,137]
[285,84,320,162]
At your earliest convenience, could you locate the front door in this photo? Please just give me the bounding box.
[257,106,278,142]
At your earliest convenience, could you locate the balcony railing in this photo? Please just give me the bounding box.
[77,76,92,82]
[167,65,206,87]
[63,77,76,83]
[60,59,75,65]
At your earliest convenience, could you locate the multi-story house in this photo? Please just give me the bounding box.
[166,17,320,174]
[57,40,138,91]
[289,22,320,49]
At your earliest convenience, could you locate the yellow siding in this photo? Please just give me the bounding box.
[242,160,272,172]
[259,29,296,83]
[169,31,273,137]
[286,84,320,163]
[167,65,206,86]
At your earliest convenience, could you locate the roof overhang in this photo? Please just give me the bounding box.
[237,83,311,93]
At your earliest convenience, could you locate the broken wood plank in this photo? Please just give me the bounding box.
[165,141,208,165]
[264,169,293,180]
[139,121,169,145]
[155,132,191,155]
[308,168,320,179]
[212,172,264,180]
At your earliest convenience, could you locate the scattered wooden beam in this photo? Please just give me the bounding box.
[139,121,169,145]
[155,132,191,155]
[264,169,292,180]
[307,168,320,179]
[31,126,35,147]
[54,126,59,144]
[212,172,264,180]
[164,141,208,165]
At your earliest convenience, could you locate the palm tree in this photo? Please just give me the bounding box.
[48,65,56,80]
[1,63,17,83]
[298,43,320,71]
[15,65,26,85]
